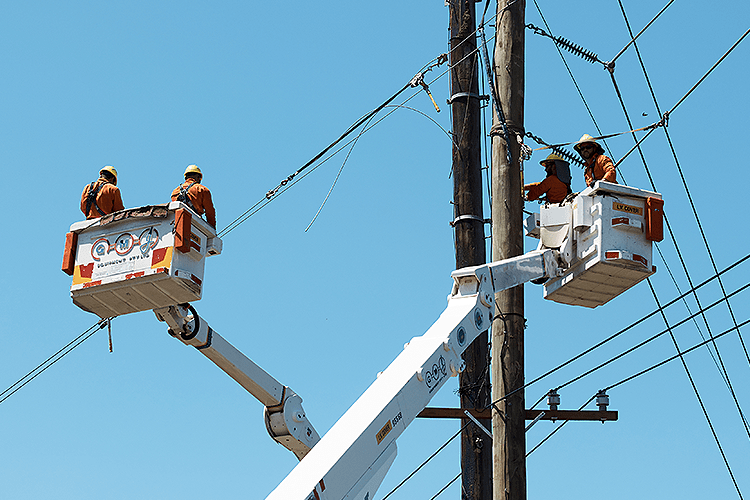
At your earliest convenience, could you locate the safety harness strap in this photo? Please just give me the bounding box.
[177,182,198,213]
[85,181,106,217]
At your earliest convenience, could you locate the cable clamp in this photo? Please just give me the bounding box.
[517,135,533,162]
[447,92,489,105]
[450,214,489,227]
[410,72,441,112]
[489,124,507,139]
[659,111,670,128]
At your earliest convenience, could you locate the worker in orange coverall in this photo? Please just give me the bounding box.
[80,166,124,219]
[171,164,216,228]
[524,152,572,204]
[574,134,617,187]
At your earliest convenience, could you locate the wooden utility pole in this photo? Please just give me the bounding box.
[448,0,492,499]
[490,1,527,499]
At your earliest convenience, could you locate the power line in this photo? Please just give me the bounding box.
[616,5,750,369]
[604,317,750,392]
[608,0,674,66]
[615,25,750,168]
[0,319,108,405]
[380,422,470,500]
[604,318,750,500]
[554,280,750,393]
[217,54,450,238]
[613,0,750,439]
[218,4,508,239]
[652,242,733,392]
[526,394,595,457]
[606,22,750,449]
[428,472,462,500]
[487,252,750,408]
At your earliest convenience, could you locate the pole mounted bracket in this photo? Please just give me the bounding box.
[450,214,490,227]
[447,92,490,105]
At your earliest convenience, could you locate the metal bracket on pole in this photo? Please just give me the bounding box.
[464,410,493,439]
[447,92,490,105]
[525,411,545,432]
[451,214,490,227]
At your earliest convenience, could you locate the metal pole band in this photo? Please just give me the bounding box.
[451,215,489,227]
[447,92,489,105]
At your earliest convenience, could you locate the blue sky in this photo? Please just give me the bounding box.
[1,1,749,498]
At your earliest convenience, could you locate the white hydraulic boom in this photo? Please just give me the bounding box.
[64,181,663,500]
[154,304,321,461]
[264,182,664,499]
[266,249,560,500]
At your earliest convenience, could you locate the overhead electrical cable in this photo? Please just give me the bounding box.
[219,23,503,238]
[429,472,463,500]
[605,318,750,391]
[218,52,475,235]
[303,114,376,232]
[218,2,509,239]
[217,54,449,238]
[486,252,750,408]
[611,1,750,438]
[526,394,596,457]
[304,104,463,233]
[615,25,750,167]
[608,0,674,66]
[217,80,413,237]
[648,277,750,491]
[653,242,730,388]
[380,421,470,500]
[0,319,109,405]
[552,280,750,393]
[603,318,750,500]
[617,2,750,371]
[606,33,741,447]
[530,0,620,177]
[530,301,748,476]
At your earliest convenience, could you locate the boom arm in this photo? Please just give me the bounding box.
[154,304,321,461]
[267,248,560,500]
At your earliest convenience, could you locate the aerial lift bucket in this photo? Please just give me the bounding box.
[62,202,222,318]
[529,181,663,308]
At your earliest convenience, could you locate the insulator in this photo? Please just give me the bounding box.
[555,36,599,64]
[547,389,560,411]
[596,390,609,411]
[551,147,584,167]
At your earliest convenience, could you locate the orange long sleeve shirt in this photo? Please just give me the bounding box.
[525,175,569,204]
[171,179,216,228]
[584,154,617,187]
[80,179,124,219]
